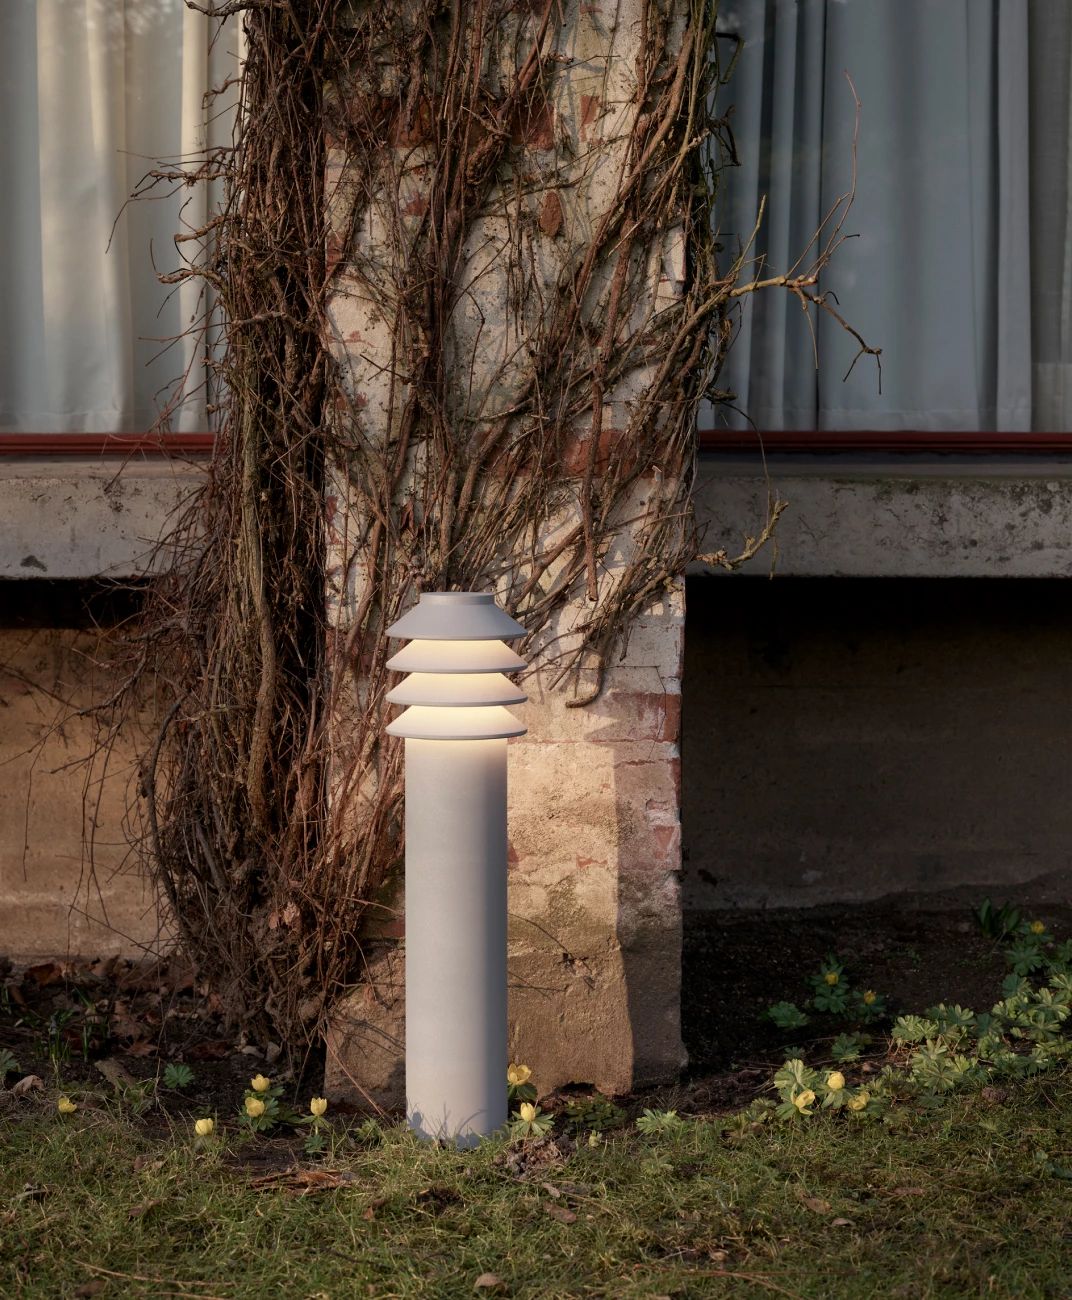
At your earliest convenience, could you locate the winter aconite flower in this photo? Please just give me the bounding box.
[824,971,839,986]
[251,1074,271,1093]
[792,1089,816,1115]
[848,1091,870,1112]
[245,1096,266,1118]
[507,1063,532,1087]
[518,1102,537,1123]
[57,1096,77,1114]
[862,990,877,1005]
[310,1097,328,1117]
[826,1071,846,1092]
[1030,920,1046,935]
[194,1118,215,1137]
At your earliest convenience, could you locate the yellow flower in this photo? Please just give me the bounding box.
[518,1102,536,1123]
[826,1071,846,1092]
[792,1089,816,1115]
[862,990,877,1005]
[507,1063,532,1087]
[824,971,839,986]
[848,1091,870,1112]
[309,1097,328,1118]
[194,1117,215,1137]
[1030,920,1046,935]
[57,1096,77,1115]
[245,1096,266,1118]
[250,1074,271,1093]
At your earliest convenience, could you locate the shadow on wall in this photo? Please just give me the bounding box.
[682,575,1072,912]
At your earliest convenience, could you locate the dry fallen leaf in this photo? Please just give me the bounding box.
[95,1058,138,1090]
[830,1217,854,1227]
[473,1273,506,1292]
[888,1186,926,1199]
[544,1202,577,1225]
[72,1281,107,1298]
[802,1196,831,1215]
[250,1168,355,1196]
[128,1198,164,1219]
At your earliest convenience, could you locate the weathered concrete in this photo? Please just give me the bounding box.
[692,455,1072,578]
[683,575,1072,910]
[0,626,159,960]
[0,458,200,580]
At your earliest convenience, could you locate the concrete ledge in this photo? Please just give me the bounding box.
[0,458,202,580]
[692,456,1072,578]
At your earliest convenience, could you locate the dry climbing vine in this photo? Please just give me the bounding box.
[109,0,872,1050]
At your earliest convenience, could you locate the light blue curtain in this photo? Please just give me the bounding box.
[712,0,1035,432]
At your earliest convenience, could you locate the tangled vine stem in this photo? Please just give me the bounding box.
[109,0,873,1050]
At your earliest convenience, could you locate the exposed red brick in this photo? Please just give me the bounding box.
[561,424,634,477]
[660,693,681,744]
[513,99,555,150]
[579,95,602,142]
[326,230,346,278]
[538,190,564,238]
[651,824,679,861]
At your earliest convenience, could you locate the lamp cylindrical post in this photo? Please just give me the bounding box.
[385,592,527,1147]
[405,738,507,1144]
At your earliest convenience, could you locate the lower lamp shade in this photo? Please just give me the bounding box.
[386,705,527,740]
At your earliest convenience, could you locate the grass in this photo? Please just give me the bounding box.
[3,1074,1072,1299]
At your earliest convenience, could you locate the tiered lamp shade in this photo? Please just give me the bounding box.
[385,593,528,740]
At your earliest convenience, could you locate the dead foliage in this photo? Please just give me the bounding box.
[88,0,872,1053]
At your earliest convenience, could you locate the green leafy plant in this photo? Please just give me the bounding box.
[350,1117,384,1147]
[162,1063,195,1091]
[239,1074,294,1134]
[830,1031,870,1063]
[508,1102,554,1140]
[0,1047,19,1081]
[809,957,850,1014]
[635,1108,686,1136]
[976,897,1022,942]
[891,1014,938,1045]
[1006,938,1046,977]
[852,988,887,1023]
[767,1001,809,1030]
[300,1097,331,1155]
[119,1079,158,1117]
[562,1096,625,1135]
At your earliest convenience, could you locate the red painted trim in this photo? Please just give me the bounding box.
[699,429,1072,454]
[0,432,215,457]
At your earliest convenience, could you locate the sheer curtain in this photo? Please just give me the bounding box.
[712,0,1065,433]
[0,1,241,434]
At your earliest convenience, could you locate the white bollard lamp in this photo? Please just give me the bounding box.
[385,591,527,1146]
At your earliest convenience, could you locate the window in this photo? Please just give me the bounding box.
[0,1,241,440]
[707,0,1072,439]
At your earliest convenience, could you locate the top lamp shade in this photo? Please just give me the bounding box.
[387,592,526,642]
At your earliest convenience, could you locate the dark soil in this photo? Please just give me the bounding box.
[0,954,323,1120]
[679,895,1072,1112]
[3,895,1070,1124]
